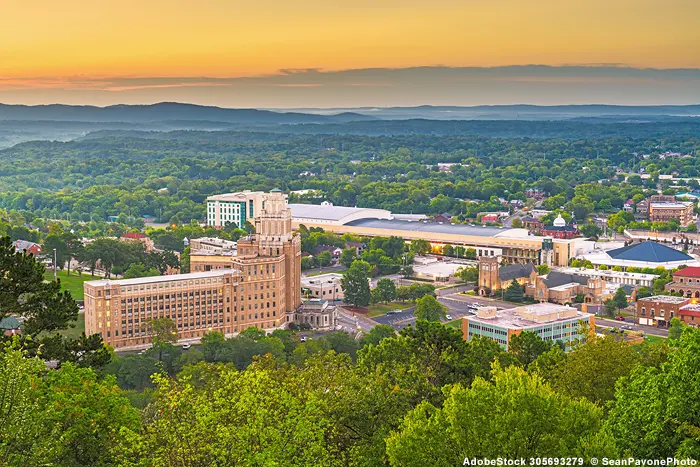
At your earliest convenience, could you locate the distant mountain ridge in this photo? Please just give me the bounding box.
[2,102,699,124]
[0,102,377,124]
[279,104,700,120]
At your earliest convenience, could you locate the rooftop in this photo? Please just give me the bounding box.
[189,250,237,257]
[466,303,592,330]
[413,261,465,278]
[549,282,581,292]
[301,273,344,287]
[290,203,391,223]
[543,270,589,288]
[121,232,148,239]
[344,218,528,239]
[649,202,692,209]
[556,267,658,280]
[637,295,689,304]
[607,241,693,263]
[85,268,238,287]
[499,263,535,281]
[673,266,700,278]
[207,191,265,202]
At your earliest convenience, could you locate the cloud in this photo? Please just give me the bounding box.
[1,66,699,107]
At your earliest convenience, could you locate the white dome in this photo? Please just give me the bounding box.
[553,214,566,227]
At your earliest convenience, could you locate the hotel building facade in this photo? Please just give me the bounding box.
[85,191,302,349]
[206,191,266,229]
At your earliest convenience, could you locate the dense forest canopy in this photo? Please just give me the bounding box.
[0,120,698,224]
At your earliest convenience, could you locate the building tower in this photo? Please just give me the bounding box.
[478,255,501,295]
[540,237,554,267]
[233,190,302,321]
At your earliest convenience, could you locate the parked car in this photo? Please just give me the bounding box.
[387,309,403,314]
[182,344,191,350]
[445,314,453,320]
[300,336,307,343]
[614,316,625,321]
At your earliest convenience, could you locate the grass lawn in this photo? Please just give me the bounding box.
[445,319,462,329]
[641,334,666,345]
[44,269,93,301]
[366,302,413,317]
[59,316,86,339]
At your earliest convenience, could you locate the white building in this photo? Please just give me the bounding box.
[555,267,657,288]
[301,273,344,301]
[206,190,271,229]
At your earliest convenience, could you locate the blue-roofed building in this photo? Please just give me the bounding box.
[581,241,700,270]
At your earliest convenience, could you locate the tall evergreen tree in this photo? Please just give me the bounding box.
[341,260,372,308]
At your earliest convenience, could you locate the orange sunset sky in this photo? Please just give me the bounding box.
[1,0,699,107]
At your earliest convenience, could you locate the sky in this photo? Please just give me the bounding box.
[1,0,699,107]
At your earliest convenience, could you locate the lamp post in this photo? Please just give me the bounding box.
[53,248,57,281]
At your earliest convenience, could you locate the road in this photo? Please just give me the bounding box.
[595,316,669,337]
[369,293,504,332]
[439,293,514,310]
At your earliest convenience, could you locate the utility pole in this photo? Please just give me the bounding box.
[53,248,57,281]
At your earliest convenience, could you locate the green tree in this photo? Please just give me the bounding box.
[612,287,629,314]
[0,341,139,467]
[414,295,447,322]
[603,299,617,318]
[409,239,430,256]
[550,336,640,405]
[606,328,700,459]
[668,317,685,340]
[386,365,612,466]
[145,318,178,361]
[373,278,397,304]
[579,223,602,239]
[0,236,108,367]
[536,264,550,275]
[123,262,160,279]
[635,286,652,299]
[360,324,396,347]
[508,331,553,368]
[339,247,357,268]
[180,245,191,273]
[122,365,341,467]
[503,279,524,302]
[341,260,372,308]
[455,265,478,283]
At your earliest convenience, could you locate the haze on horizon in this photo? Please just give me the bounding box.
[2,0,699,108]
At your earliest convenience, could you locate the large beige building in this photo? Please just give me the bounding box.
[85,191,302,349]
[647,195,694,226]
[290,204,576,266]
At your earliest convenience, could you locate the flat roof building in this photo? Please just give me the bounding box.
[290,204,577,267]
[189,237,238,255]
[555,267,657,288]
[301,273,344,301]
[461,303,594,350]
[206,191,269,229]
[647,195,694,227]
[635,295,690,328]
